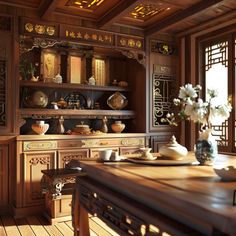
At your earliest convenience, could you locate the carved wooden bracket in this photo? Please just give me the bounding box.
[19,35,61,54]
[117,49,146,67]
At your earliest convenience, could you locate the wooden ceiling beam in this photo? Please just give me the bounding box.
[97,0,140,29]
[39,0,62,19]
[145,0,225,36]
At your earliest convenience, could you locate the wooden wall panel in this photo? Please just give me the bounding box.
[0,144,8,210]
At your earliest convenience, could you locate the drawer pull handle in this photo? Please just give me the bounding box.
[100,142,109,145]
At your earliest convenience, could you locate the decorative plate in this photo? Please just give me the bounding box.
[107,92,128,110]
[46,26,56,36]
[35,24,45,34]
[25,23,33,32]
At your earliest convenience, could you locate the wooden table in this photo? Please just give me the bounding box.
[73,158,236,236]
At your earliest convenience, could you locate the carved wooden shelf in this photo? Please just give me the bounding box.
[20,81,131,92]
[18,108,135,119]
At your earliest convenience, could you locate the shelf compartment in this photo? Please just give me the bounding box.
[18,108,135,119]
[19,81,131,92]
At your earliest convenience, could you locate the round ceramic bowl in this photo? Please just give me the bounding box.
[111,121,125,133]
[213,155,236,181]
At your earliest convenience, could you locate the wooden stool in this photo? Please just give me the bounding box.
[41,168,86,224]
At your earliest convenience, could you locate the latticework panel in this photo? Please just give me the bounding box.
[205,41,228,71]
[152,73,175,126]
[205,40,229,148]
[212,121,229,147]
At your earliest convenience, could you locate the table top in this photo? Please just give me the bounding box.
[79,155,236,235]
[41,168,86,178]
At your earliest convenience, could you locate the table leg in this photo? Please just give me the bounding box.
[73,188,80,236]
[78,205,90,236]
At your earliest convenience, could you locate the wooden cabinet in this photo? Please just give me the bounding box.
[18,37,146,135]
[14,134,148,217]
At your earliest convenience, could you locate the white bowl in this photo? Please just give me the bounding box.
[213,167,236,181]
[213,155,236,181]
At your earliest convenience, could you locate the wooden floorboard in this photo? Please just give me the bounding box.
[26,216,50,236]
[0,218,7,236]
[0,215,120,236]
[1,216,21,236]
[15,217,36,236]
[37,216,63,236]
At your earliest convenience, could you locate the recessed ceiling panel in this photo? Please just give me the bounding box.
[119,1,179,28]
[128,3,170,21]
[56,0,121,19]
[66,0,106,12]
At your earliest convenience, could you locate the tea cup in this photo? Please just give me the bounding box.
[99,149,112,161]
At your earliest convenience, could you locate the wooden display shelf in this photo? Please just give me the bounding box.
[18,108,136,119]
[20,81,131,92]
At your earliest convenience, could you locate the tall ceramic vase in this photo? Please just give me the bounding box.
[195,128,218,165]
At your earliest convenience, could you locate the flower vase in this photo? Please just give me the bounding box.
[195,128,218,165]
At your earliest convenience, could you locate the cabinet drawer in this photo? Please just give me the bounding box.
[90,147,119,159]
[58,149,90,168]
[119,147,143,156]
[82,137,145,148]
[23,141,57,151]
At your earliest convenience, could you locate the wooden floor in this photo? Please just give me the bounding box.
[0,215,120,236]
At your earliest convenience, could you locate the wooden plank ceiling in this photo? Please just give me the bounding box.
[0,0,236,35]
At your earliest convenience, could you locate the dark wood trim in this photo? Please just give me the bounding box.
[145,0,225,36]
[97,0,139,29]
[177,10,236,37]
[39,0,62,19]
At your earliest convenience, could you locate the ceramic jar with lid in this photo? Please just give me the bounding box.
[73,124,91,134]
[159,136,188,160]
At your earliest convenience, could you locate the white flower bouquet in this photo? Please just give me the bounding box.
[161,84,232,129]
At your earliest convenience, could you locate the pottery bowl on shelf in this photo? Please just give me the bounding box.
[31,120,49,135]
[111,121,125,133]
[73,124,91,134]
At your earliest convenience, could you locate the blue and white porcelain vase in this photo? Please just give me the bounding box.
[195,128,218,165]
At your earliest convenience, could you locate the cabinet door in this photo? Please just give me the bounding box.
[58,149,89,168]
[0,144,8,209]
[23,151,56,207]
